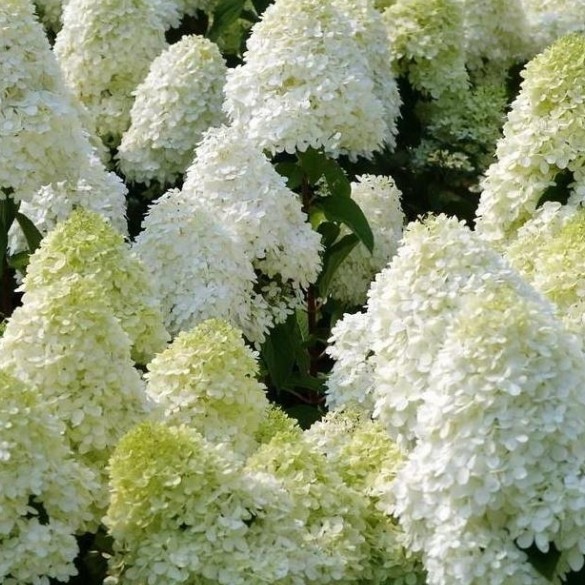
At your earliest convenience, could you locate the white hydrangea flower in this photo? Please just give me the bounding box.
[21,209,169,364]
[0,369,96,585]
[505,202,585,338]
[133,188,273,343]
[521,0,585,54]
[328,174,404,306]
[246,430,370,584]
[0,0,127,229]
[181,125,323,328]
[476,34,585,247]
[393,281,585,584]
[305,409,427,585]
[456,0,531,72]
[106,421,302,585]
[145,319,269,455]
[0,279,150,521]
[383,0,469,99]
[54,0,169,144]
[224,0,400,159]
[118,35,227,185]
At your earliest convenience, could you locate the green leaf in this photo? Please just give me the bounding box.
[251,0,272,15]
[317,233,359,297]
[284,404,323,430]
[322,158,351,198]
[317,221,341,248]
[318,196,374,252]
[7,251,30,271]
[0,195,18,232]
[536,169,573,208]
[298,148,328,184]
[261,314,300,389]
[15,212,43,254]
[523,542,561,581]
[275,162,303,190]
[208,0,246,41]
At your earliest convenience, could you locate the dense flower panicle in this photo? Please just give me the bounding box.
[223,0,400,159]
[54,0,169,144]
[254,404,303,445]
[505,203,585,335]
[383,0,468,99]
[246,431,370,584]
[305,409,426,585]
[106,422,301,585]
[21,209,169,364]
[0,0,128,232]
[328,215,537,449]
[0,280,150,520]
[117,35,227,185]
[521,0,585,54]
[393,282,585,584]
[0,370,96,585]
[476,34,585,247]
[329,174,404,306]
[457,0,530,72]
[181,125,323,326]
[133,189,273,343]
[145,319,269,455]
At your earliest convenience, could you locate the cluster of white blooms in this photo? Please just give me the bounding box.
[305,409,426,585]
[457,0,531,72]
[505,202,585,336]
[0,0,127,235]
[476,34,585,247]
[133,189,273,343]
[106,421,301,585]
[328,175,404,306]
[0,369,96,585]
[393,281,585,584]
[326,215,536,448]
[145,319,270,455]
[521,0,585,54]
[182,125,322,319]
[223,0,400,159]
[21,209,169,364]
[54,0,169,144]
[383,0,468,99]
[0,279,150,520]
[117,35,227,185]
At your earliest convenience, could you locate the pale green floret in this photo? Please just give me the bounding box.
[22,209,169,364]
[145,319,269,455]
[383,0,468,99]
[0,369,96,584]
[254,404,302,445]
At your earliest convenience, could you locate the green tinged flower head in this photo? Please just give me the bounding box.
[476,33,585,246]
[22,209,169,364]
[0,369,96,584]
[306,409,426,585]
[0,279,149,521]
[106,421,298,585]
[383,0,468,98]
[254,404,302,445]
[145,319,270,455]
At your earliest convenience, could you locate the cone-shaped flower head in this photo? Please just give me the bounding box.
[0,280,150,520]
[328,174,404,306]
[0,0,127,236]
[476,33,585,247]
[383,0,468,98]
[118,35,227,185]
[223,0,400,159]
[106,421,299,585]
[133,188,273,343]
[22,209,168,364]
[54,0,169,144]
[0,369,96,584]
[145,319,269,455]
[393,281,585,584]
[181,125,323,325]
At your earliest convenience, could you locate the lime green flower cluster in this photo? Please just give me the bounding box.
[22,208,169,364]
[0,370,96,584]
[146,319,270,455]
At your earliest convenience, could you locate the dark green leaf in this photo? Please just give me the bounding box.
[522,542,561,581]
[298,148,328,184]
[317,221,340,248]
[208,0,246,41]
[317,233,359,297]
[0,195,18,232]
[7,251,30,271]
[285,404,323,430]
[251,0,272,15]
[318,196,374,252]
[15,212,43,254]
[322,158,351,198]
[536,169,573,209]
[275,161,303,190]
[261,314,301,389]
